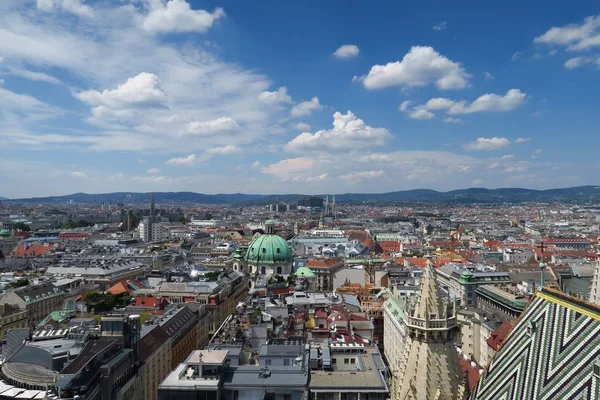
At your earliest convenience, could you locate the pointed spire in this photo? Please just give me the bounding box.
[412,257,447,320]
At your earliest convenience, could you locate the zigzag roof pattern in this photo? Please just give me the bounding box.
[472,287,600,399]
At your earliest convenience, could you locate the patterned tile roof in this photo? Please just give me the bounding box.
[472,287,600,399]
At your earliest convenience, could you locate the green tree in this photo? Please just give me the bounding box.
[9,278,29,288]
[14,222,30,232]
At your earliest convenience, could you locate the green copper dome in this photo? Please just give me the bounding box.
[0,229,10,237]
[245,233,293,265]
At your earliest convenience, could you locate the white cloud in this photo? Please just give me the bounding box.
[2,68,61,85]
[37,0,93,18]
[564,56,596,69]
[409,108,434,120]
[75,72,167,110]
[471,179,483,186]
[515,137,531,143]
[432,21,447,31]
[333,44,360,59]
[290,97,323,117]
[484,71,494,80]
[360,46,470,90]
[305,173,328,182]
[340,170,384,182]
[398,100,412,112]
[294,122,311,131]
[251,161,262,169]
[534,15,600,51]
[464,137,511,151]
[206,145,242,155]
[141,0,225,34]
[443,117,462,123]
[165,154,197,166]
[71,171,87,178]
[512,52,522,61]
[261,157,316,179]
[259,86,292,105]
[504,166,526,173]
[147,168,161,174]
[488,162,500,169]
[285,111,392,153]
[531,148,543,159]
[183,117,240,135]
[501,154,514,160]
[409,89,526,118]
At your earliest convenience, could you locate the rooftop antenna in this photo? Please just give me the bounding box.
[538,241,546,292]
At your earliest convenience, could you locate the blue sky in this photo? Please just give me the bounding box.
[1,0,599,197]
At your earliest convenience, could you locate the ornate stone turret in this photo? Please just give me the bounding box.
[394,257,466,400]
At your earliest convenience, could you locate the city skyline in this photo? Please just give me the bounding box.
[1,0,600,197]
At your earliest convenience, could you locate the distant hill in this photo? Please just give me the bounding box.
[0,197,8,201]
[6,186,600,205]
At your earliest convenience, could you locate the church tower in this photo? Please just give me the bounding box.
[589,231,600,305]
[394,257,466,400]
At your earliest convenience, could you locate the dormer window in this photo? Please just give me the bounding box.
[527,321,535,336]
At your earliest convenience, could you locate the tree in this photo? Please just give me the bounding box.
[179,216,187,224]
[9,278,29,288]
[14,222,30,232]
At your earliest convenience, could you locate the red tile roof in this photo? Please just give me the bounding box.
[486,321,514,351]
[133,296,163,308]
[12,243,54,258]
[458,354,481,390]
[307,258,342,268]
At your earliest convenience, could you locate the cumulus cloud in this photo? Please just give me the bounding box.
[285,111,392,153]
[183,117,240,135]
[464,137,511,151]
[290,97,323,117]
[408,108,434,120]
[141,0,225,34]
[333,44,360,59]
[37,0,93,18]
[484,71,494,80]
[564,56,597,69]
[359,46,470,90]
[294,122,311,131]
[514,137,531,143]
[501,154,515,160]
[471,179,483,186]
[340,170,384,182]
[406,89,526,119]
[504,166,526,173]
[443,117,462,123]
[165,154,197,165]
[534,15,600,51]
[71,171,87,178]
[206,145,242,155]
[260,157,316,179]
[259,87,292,105]
[398,100,412,112]
[75,72,167,110]
[147,168,161,174]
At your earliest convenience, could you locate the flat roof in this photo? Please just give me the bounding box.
[309,347,388,392]
[185,349,229,365]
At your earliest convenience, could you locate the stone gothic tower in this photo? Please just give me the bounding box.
[394,257,466,400]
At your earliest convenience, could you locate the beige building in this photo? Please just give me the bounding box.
[0,282,65,327]
[0,303,28,339]
[138,304,212,400]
